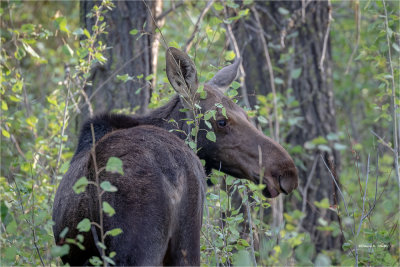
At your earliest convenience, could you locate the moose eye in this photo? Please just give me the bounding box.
[217,119,227,127]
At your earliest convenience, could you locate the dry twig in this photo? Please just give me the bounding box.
[251,6,279,141]
[183,0,215,53]
[319,0,332,73]
[382,0,400,188]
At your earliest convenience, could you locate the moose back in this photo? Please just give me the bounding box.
[52,48,298,265]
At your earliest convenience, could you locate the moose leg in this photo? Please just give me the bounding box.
[105,218,170,266]
[163,211,202,266]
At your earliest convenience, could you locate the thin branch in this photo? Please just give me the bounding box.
[362,155,379,220]
[29,167,45,267]
[251,6,279,141]
[345,0,361,74]
[222,6,251,108]
[183,0,215,53]
[321,155,351,220]
[87,49,148,103]
[279,0,313,48]
[382,0,400,189]
[356,154,370,237]
[156,1,185,21]
[52,65,71,185]
[243,187,257,267]
[10,174,45,266]
[370,130,395,152]
[3,124,26,160]
[319,0,332,73]
[298,155,318,228]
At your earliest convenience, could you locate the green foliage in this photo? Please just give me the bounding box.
[105,157,124,175]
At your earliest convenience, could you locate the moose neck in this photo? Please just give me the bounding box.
[134,95,191,139]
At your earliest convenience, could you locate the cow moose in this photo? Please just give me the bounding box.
[52,47,299,265]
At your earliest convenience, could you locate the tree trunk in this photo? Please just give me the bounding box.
[80,0,161,115]
[234,0,342,251]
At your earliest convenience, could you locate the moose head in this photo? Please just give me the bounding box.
[165,47,298,198]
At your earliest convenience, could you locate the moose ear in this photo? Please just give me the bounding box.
[206,58,241,92]
[166,47,198,99]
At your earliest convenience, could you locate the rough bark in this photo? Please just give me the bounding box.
[80,0,161,115]
[234,0,342,251]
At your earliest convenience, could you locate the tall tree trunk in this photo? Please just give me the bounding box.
[234,0,341,251]
[80,0,161,116]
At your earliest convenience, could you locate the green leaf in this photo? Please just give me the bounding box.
[392,42,400,52]
[51,244,70,257]
[73,28,84,36]
[103,256,116,265]
[204,110,216,120]
[97,242,106,250]
[6,220,17,234]
[55,17,69,34]
[1,201,8,222]
[47,96,58,106]
[145,74,154,81]
[257,116,268,124]
[291,68,302,79]
[2,100,8,111]
[83,29,91,38]
[26,116,38,128]
[224,50,236,61]
[103,201,116,217]
[222,107,227,118]
[89,256,102,266]
[9,95,21,102]
[72,177,89,194]
[168,41,180,49]
[206,131,216,142]
[22,42,40,59]
[314,198,330,209]
[274,77,284,84]
[129,29,138,35]
[100,181,118,192]
[188,141,196,150]
[106,228,123,237]
[333,143,347,151]
[12,81,23,92]
[2,129,10,139]
[59,227,69,238]
[237,239,250,247]
[60,161,70,174]
[311,136,328,145]
[4,247,17,261]
[62,44,74,56]
[278,7,289,15]
[232,250,252,266]
[106,157,124,175]
[213,2,224,11]
[77,218,91,232]
[231,81,241,90]
[116,74,132,82]
[14,46,26,60]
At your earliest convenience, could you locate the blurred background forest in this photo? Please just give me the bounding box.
[0,0,399,266]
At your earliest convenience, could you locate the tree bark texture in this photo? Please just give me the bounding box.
[80,0,161,115]
[233,0,342,251]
